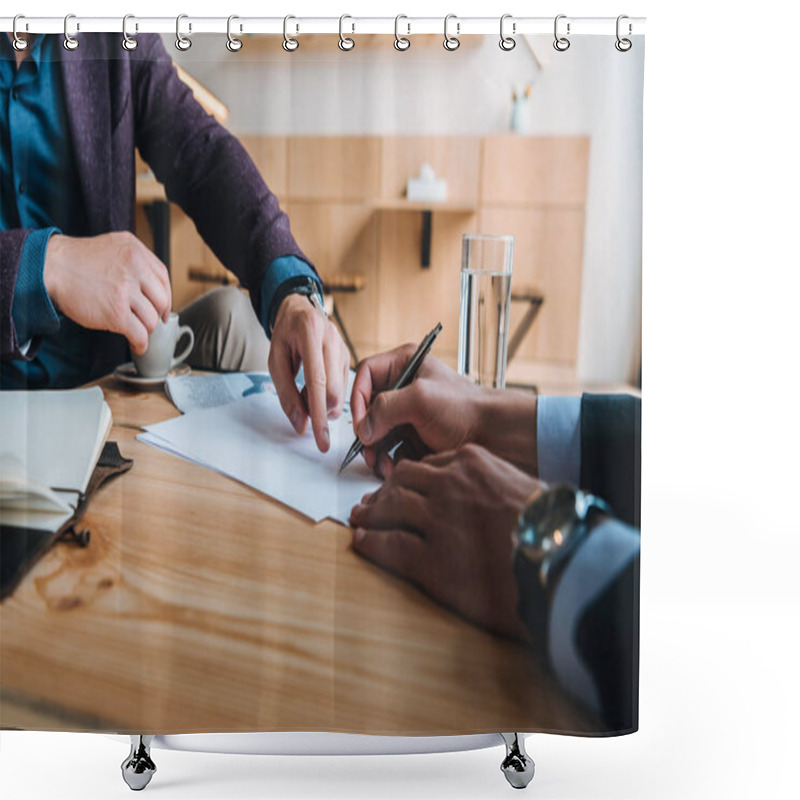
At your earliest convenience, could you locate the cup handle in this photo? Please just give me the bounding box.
[171,325,195,368]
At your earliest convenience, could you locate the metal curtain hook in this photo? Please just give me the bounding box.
[226,15,243,52]
[553,14,570,52]
[63,13,79,51]
[339,14,355,51]
[615,15,632,51]
[122,14,138,51]
[176,14,192,51]
[499,14,516,51]
[12,14,29,51]
[283,15,299,52]
[443,14,460,51]
[394,14,410,51]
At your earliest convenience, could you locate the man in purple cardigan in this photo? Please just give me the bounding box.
[1,32,348,453]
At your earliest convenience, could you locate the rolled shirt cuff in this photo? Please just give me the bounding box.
[258,255,322,338]
[12,227,62,346]
[537,395,581,486]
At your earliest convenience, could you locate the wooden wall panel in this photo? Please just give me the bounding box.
[481,136,590,207]
[169,206,208,310]
[141,135,589,377]
[480,207,584,364]
[376,211,477,357]
[287,202,380,351]
[379,137,481,204]
[537,209,586,363]
[288,137,380,202]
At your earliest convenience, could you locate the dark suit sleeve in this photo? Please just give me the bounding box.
[128,35,314,319]
[516,394,641,732]
[580,394,641,528]
[516,517,640,734]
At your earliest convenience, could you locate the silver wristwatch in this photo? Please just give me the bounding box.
[514,484,611,597]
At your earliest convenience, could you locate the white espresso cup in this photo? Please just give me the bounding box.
[133,313,195,379]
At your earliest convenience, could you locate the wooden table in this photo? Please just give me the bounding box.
[0,377,594,735]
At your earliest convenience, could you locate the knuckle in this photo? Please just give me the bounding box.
[306,371,327,390]
[111,288,129,319]
[461,442,482,459]
[326,385,342,406]
[413,379,430,404]
[399,342,417,360]
[372,393,388,416]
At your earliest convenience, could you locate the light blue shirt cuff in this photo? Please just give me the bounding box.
[12,227,62,346]
[258,256,321,338]
[537,395,581,486]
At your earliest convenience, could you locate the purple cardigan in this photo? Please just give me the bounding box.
[0,33,308,359]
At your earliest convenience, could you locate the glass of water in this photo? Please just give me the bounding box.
[458,233,514,389]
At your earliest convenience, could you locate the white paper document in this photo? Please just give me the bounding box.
[166,371,278,414]
[138,390,380,525]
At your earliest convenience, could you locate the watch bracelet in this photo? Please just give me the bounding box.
[267,275,324,336]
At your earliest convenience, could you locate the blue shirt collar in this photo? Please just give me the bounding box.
[0,32,46,73]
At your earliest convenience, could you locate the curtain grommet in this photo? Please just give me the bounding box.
[63,13,79,51]
[443,14,460,51]
[226,15,243,52]
[553,14,570,52]
[122,14,138,51]
[176,14,192,51]
[499,14,516,51]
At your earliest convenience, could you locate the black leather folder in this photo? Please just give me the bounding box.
[0,441,132,601]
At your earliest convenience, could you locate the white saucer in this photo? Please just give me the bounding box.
[113,362,191,386]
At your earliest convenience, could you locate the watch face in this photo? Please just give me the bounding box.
[516,484,578,559]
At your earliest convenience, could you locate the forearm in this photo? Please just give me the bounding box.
[131,36,311,317]
[474,389,539,475]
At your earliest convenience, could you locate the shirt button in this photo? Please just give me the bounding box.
[18,181,26,194]
[12,89,19,101]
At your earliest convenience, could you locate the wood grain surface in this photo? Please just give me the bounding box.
[1,379,594,735]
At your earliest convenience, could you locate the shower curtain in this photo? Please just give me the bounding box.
[0,21,643,743]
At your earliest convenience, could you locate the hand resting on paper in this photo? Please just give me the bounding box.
[349,443,543,640]
[350,347,540,478]
[269,293,350,453]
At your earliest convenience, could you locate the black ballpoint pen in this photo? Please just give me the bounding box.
[338,322,443,475]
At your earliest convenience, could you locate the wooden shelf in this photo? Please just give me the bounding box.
[376,200,476,267]
[375,199,476,213]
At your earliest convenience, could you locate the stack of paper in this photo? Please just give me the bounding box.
[139,380,379,525]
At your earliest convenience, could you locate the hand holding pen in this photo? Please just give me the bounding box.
[339,323,442,474]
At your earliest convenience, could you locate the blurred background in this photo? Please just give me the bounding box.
[137,33,643,393]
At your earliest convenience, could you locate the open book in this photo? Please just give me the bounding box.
[0,387,112,533]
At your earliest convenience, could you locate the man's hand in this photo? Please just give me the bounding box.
[349,443,544,640]
[351,345,540,478]
[43,231,172,355]
[351,346,486,477]
[268,293,350,452]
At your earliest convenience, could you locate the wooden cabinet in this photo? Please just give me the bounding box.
[137,135,590,376]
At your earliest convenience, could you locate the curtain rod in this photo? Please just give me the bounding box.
[1,15,645,37]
